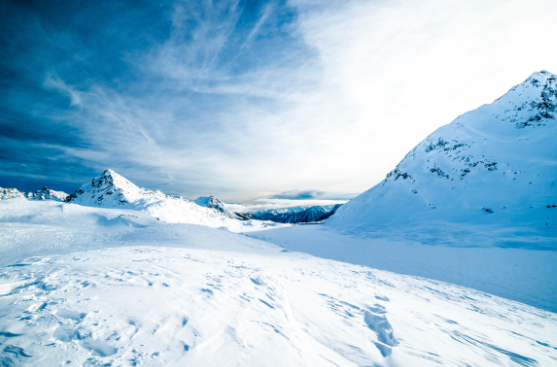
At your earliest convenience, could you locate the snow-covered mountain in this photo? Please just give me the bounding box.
[0,186,68,202]
[0,187,25,200]
[26,186,68,202]
[328,71,557,246]
[65,169,280,231]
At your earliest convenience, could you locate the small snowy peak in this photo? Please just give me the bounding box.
[27,186,68,202]
[65,170,283,232]
[194,196,226,212]
[66,169,171,207]
[328,71,557,246]
[0,187,25,200]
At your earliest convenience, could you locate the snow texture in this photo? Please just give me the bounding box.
[1,200,556,366]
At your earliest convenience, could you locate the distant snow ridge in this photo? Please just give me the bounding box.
[328,71,557,245]
[194,196,343,223]
[0,186,68,202]
[245,204,343,223]
[27,186,68,202]
[0,187,25,200]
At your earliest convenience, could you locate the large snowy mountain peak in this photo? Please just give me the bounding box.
[328,71,557,246]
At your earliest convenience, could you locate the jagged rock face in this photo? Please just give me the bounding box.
[328,71,557,242]
[0,187,25,200]
[27,187,68,202]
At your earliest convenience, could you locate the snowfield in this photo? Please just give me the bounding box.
[1,200,557,366]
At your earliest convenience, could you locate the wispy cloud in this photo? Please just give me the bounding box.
[1,0,556,200]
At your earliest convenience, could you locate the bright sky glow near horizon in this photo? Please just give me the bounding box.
[1,0,556,202]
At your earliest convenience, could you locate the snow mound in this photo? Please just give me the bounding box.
[328,71,557,247]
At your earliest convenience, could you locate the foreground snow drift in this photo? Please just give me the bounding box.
[2,246,557,367]
[1,201,556,366]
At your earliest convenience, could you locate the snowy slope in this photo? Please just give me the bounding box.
[26,186,68,202]
[328,71,557,246]
[1,200,556,366]
[66,170,282,232]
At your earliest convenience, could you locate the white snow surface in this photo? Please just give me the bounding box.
[248,224,557,313]
[66,169,283,232]
[328,71,557,247]
[1,200,557,366]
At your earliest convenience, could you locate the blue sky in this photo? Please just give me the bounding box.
[1,0,556,202]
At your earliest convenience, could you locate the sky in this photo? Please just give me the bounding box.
[1,0,556,202]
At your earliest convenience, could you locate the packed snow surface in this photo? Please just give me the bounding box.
[1,200,556,366]
[328,71,557,246]
[248,225,557,312]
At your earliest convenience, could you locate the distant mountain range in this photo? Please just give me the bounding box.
[1,169,342,226]
[0,186,68,202]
